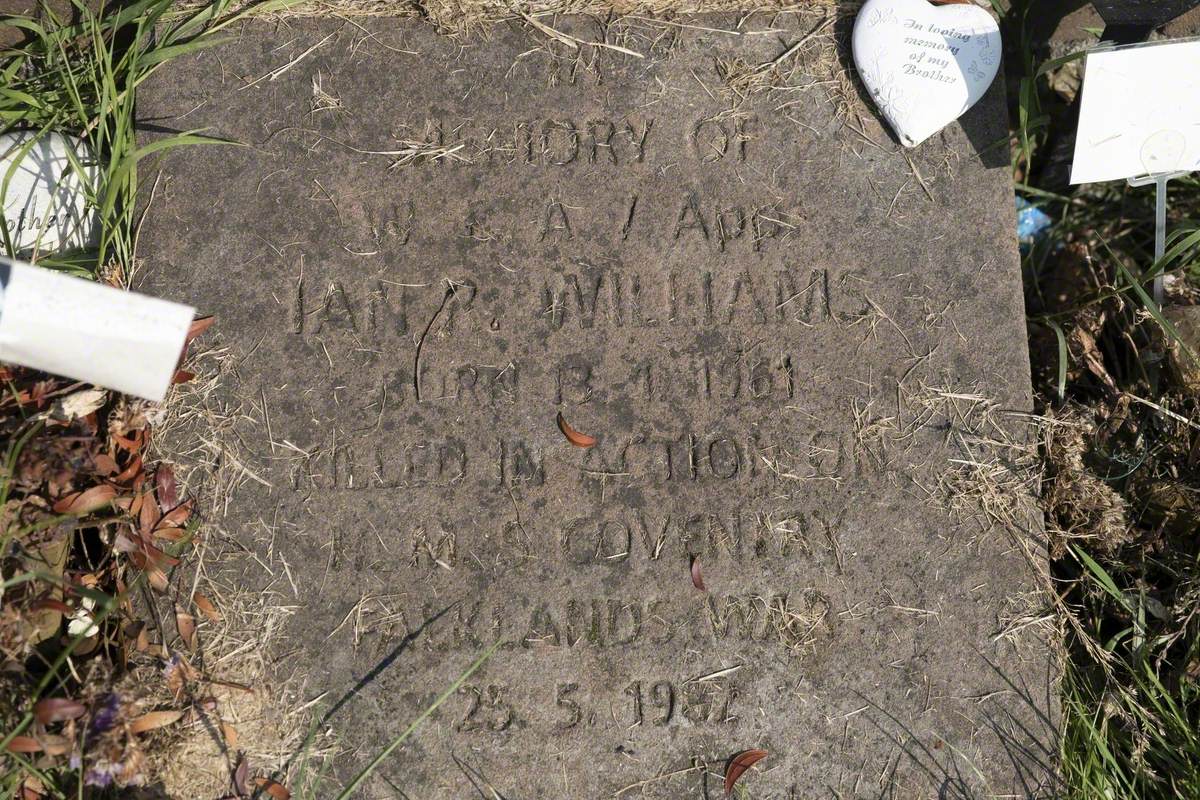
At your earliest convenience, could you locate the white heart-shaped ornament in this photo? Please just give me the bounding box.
[853,0,1001,148]
[0,131,99,255]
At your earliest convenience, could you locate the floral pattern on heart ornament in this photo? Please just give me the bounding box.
[852,0,1001,148]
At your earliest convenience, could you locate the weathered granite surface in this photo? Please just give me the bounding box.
[1092,0,1200,29]
[139,14,1056,798]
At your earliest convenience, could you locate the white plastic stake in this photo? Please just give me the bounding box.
[0,257,195,401]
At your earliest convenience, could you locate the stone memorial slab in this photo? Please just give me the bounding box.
[140,13,1055,799]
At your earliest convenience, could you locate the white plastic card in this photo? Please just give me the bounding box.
[1072,38,1200,184]
[0,258,195,401]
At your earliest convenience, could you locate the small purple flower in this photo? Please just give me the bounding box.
[85,762,119,788]
[90,693,121,734]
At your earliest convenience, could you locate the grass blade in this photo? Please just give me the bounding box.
[333,642,500,800]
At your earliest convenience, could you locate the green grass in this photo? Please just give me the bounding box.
[1,0,276,795]
[3,0,202,272]
[1060,548,1200,798]
[1006,1,1200,796]
[0,0,502,794]
[258,643,500,800]
[0,0,306,272]
[1,8,495,794]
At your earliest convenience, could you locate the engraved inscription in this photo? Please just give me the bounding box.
[139,17,1048,798]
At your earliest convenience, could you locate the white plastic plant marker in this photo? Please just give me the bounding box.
[0,257,195,401]
[1072,39,1200,304]
[852,0,1001,148]
[1,130,99,255]
[1072,39,1200,185]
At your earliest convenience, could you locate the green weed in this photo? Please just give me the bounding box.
[1009,3,1200,795]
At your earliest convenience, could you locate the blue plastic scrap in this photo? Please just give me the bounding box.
[1016,196,1052,249]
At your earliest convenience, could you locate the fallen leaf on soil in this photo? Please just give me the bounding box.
[233,755,250,796]
[556,411,597,448]
[152,525,187,542]
[49,388,106,422]
[30,598,73,615]
[166,659,186,696]
[176,606,196,650]
[113,453,143,485]
[222,722,239,748]
[111,430,143,454]
[172,369,196,385]
[93,453,119,476]
[129,709,184,734]
[186,316,216,343]
[162,500,193,527]
[38,735,71,756]
[140,490,162,535]
[156,465,179,511]
[124,537,180,569]
[147,568,169,593]
[33,698,87,725]
[690,555,706,592]
[724,749,768,796]
[52,484,117,515]
[5,736,43,753]
[194,593,220,622]
[113,531,139,554]
[254,778,291,800]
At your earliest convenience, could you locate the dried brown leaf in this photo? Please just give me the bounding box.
[194,592,221,622]
[140,490,162,536]
[186,316,216,343]
[147,568,169,593]
[156,465,179,511]
[152,525,187,542]
[724,749,768,796]
[129,709,184,734]
[113,453,143,485]
[33,698,87,725]
[39,734,71,756]
[31,598,73,615]
[5,736,42,753]
[162,500,193,527]
[233,754,250,796]
[556,411,597,448]
[690,555,706,592]
[254,778,291,800]
[112,430,143,455]
[93,453,119,476]
[172,369,196,385]
[19,776,46,800]
[52,484,117,515]
[126,538,180,569]
[176,606,196,650]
